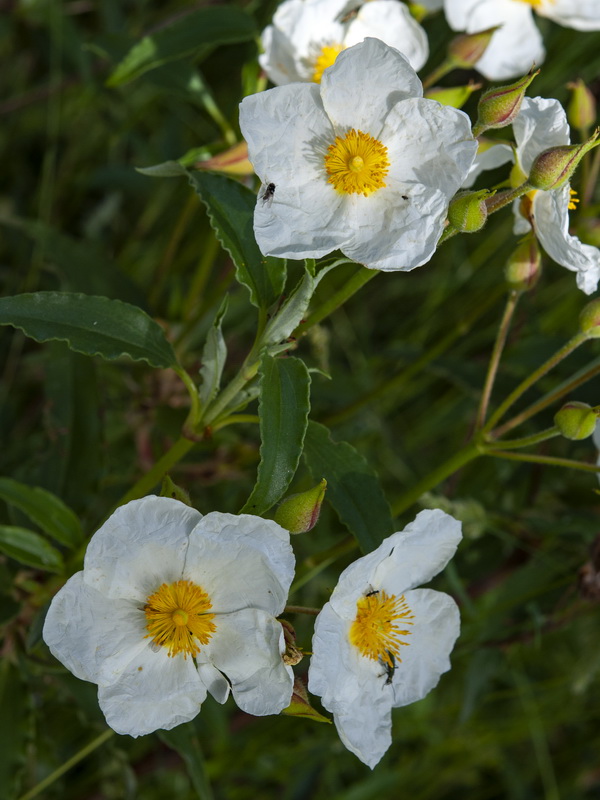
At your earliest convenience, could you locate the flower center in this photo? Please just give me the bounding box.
[569,188,579,210]
[349,590,413,666]
[144,579,216,659]
[312,43,345,83]
[324,129,390,197]
[514,0,548,7]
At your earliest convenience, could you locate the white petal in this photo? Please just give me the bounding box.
[320,38,423,135]
[184,512,294,615]
[83,496,200,602]
[196,659,231,704]
[537,0,600,31]
[344,2,429,73]
[308,602,394,768]
[204,609,293,715]
[259,25,303,85]
[513,97,570,175]
[389,588,460,707]
[532,188,600,295]
[98,647,207,737]
[462,142,513,188]
[328,509,462,618]
[43,572,149,685]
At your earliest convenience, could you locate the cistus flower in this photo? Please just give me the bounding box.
[240,38,477,272]
[512,97,600,295]
[444,0,600,81]
[260,0,429,85]
[43,497,295,736]
[308,509,462,768]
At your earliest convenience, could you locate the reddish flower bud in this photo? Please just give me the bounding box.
[473,68,539,135]
[425,82,482,110]
[448,27,498,68]
[273,479,327,534]
[579,298,600,338]
[528,129,600,192]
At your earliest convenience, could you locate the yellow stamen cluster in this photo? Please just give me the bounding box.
[144,580,216,659]
[312,43,345,83]
[324,129,390,197]
[514,0,548,7]
[349,590,413,666]
[569,188,579,210]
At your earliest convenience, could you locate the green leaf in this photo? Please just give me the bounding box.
[199,296,228,407]
[0,526,64,572]
[0,661,30,800]
[107,6,256,87]
[303,421,394,553]
[188,171,286,309]
[159,724,214,800]
[241,355,311,516]
[263,268,315,347]
[0,292,177,369]
[0,478,82,548]
[136,160,187,178]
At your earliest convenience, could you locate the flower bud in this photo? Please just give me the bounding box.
[281,678,331,723]
[579,298,600,338]
[280,619,304,666]
[425,82,482,109]
[447,27,498,68]
[448,190,491,232]
[195,141,253,176]
[504,236,541,291]
[160,475,192,506]
[567,79,597,133]
[528,129,600,192]
[554,402,597,441]
[474,68,539,134]
[273,479,327,534]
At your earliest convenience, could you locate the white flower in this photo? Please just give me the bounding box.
[240,38,477,272]
[445,0,600,80]
[308,509,462,768]
[43,496,295,737]
[260,0,429,85]
[512,97,600,295]
[462,138,512,188]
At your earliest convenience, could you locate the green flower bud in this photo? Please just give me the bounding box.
[579,298,600,338]
[160,475,192,506]
[448,190,491,232]
[273,479,327,534]
[567,79,597,133]
[554,402,598,441]
[447,27,498,68]
[473,68,539,135]
[425,82,482,110]
[504,236,541,291]
[281,677,331,723]
[528,129,600,192]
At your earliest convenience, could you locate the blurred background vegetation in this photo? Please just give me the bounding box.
[1,1,600,798]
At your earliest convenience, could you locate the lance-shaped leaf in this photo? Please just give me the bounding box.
[263,268,315,347]
[0,292,177,369]
[241,355,311,516]
[188,171,286,310]
[199,297,228,407]
[0,526,64,572]
[303,421,393,553]
[0,478,82,549]
[107,6,256,87]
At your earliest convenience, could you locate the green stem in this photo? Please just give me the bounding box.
[174,366,203,429]
[283,605,321,616]
[182,232,221,322]
[484,332,588,436]
[492,357,600,438]
[150,192,198,308]
[294,267,377,337]
[488,427,560,450]
[484,449,600,474]
[476,290,520,429]
[485,182,532,216]
[391,441,482,517]
[117,436,196,507]
[18,730,114,800]
[211,414,259,432]
[422,58,455,90]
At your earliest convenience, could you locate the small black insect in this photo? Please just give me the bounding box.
[366,588,379,597]
[382,652,396,686]
[261,182,276,206]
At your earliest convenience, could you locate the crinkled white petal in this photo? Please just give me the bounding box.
[196,659,231,704]
[320,38,423,136]
[98,646,207,737]
[389,588,460,706]
[204,609,293,716]
[328,509,462,618]
[83,497,200,602]
[463,142,513,188]
[532,187,600,295]
[43,571,149,685]
[183,513,294,616]
[259,24,304,85]
[445,0,544,80]
[308,602,394,768]
[537,0,600,31]
[513,97,570,175]
[344,2,429,73]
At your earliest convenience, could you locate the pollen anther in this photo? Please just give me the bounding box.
[349,590,414,666]
[325,129,390,197]
[144,579,216,659]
